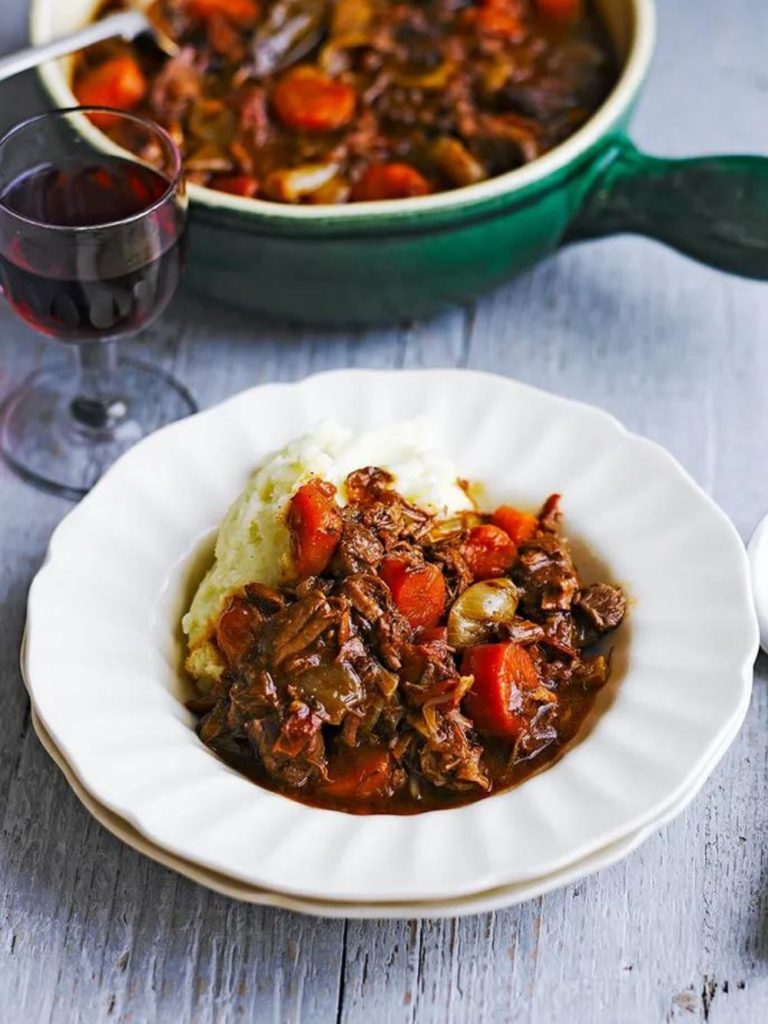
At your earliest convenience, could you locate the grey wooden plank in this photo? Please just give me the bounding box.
[0,741,349,1024]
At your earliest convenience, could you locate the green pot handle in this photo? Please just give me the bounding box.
[566,136,768,279]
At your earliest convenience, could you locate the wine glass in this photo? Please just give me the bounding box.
[0,106,195,499]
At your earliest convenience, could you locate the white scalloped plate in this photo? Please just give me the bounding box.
[27,701,743,919]
[24,370,758,903]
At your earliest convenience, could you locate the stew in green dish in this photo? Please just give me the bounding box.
[73,0,617,204]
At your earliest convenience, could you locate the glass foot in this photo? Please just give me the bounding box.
[0,357,196,500]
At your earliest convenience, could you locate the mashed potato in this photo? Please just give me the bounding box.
[183,419,473,684]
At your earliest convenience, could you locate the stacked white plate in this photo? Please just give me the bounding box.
[22,371,758,918]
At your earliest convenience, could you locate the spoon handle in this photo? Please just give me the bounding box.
[0,11,149,85]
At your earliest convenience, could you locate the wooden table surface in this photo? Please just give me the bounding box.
[1,2,767,1021]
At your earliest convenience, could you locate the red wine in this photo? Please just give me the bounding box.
[0,157,184,340]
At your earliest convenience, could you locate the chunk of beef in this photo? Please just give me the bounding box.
[344,466,395,504]
[514,533,579,613]
[228,669,279,721]
[246,710,326,787]
[342,634,399,698]
[498,79,583,123]
[149,48,203,122]
[400,633,458,690]
[542,612,577,654]
[338,573,411,669]
[331,520,384,576]
[538,493,563,533]
[236,84,270,150]
[340,572,391,623]
[426,537,473,600]
[413,708,490,791]
[272,703,325,758]
[512,702,558,762]
[261,590,337,670]
[576,583,627,633]
[244,581,286,614]
[345,468,433,548]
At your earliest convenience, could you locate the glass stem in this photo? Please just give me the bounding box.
[69,341,127,433]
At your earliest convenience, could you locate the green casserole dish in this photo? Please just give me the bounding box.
[32,0,768,323]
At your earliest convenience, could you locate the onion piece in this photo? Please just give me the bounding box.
[426,511,483,544]
[432,137,487,187]
[526,685,557,705]
[293,661,363,724]
[447,578,520,648]
[393,61,456,91]
[185,144,234,173]
[263,162,341,202]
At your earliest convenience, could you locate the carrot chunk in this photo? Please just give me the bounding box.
[476,8,525,38]
[380,558,446,630]
[188,0,259,25]
[273,67,356,132]
[462,642,540,737]
[463,524,517,580]
[491,505,539,545]
[323,747,394,800]
[351,163,430,201]
[74,56,147,110]
[210,174,260,197]
[287,479,343,577]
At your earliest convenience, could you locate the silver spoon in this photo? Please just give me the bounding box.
[0,6,178,85]
[0,0,328,86]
